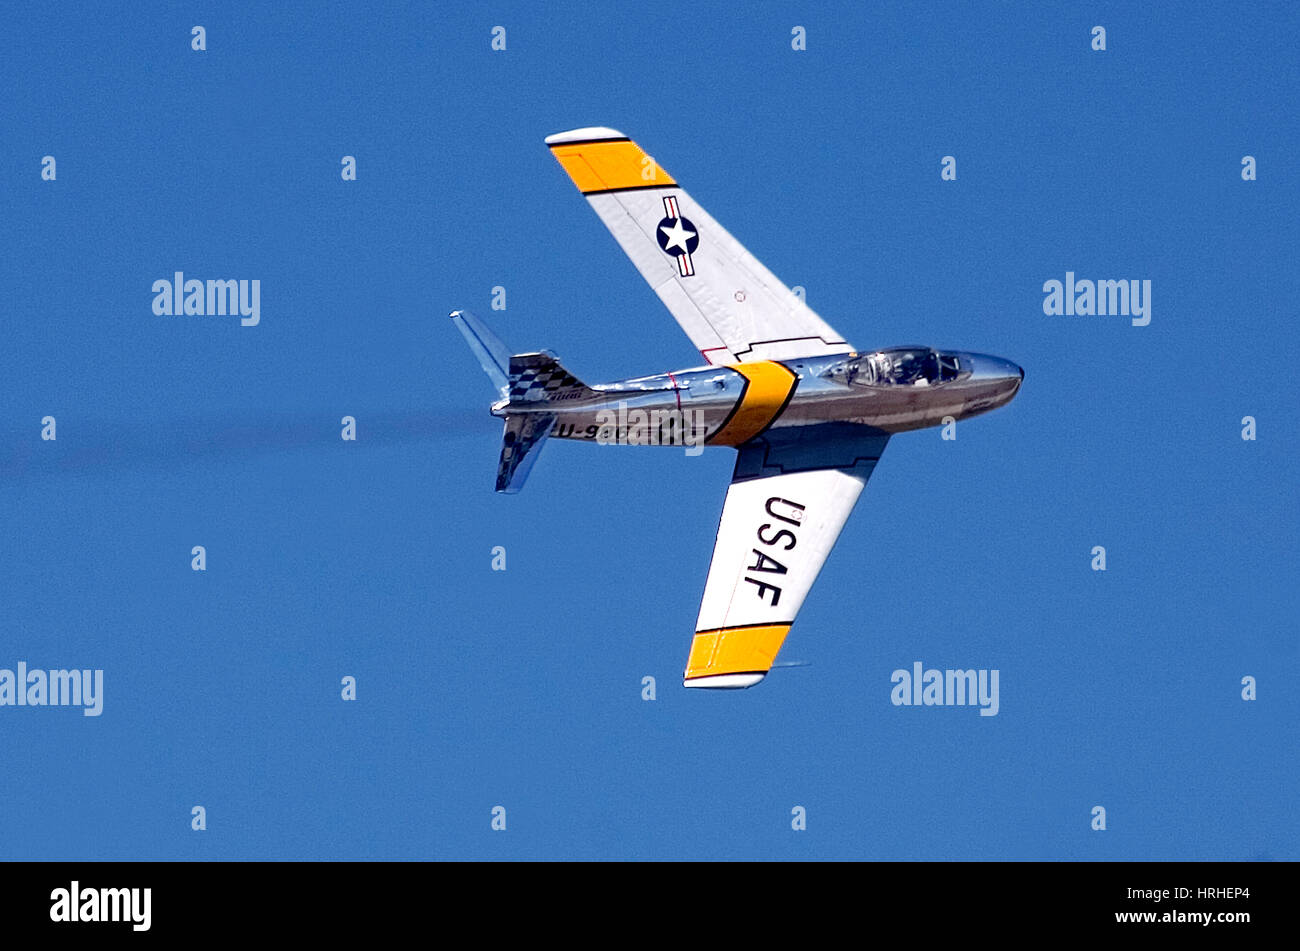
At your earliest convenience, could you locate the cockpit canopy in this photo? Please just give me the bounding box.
[824,348,965,387]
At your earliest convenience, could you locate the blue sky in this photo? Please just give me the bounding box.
[1,1,1296,860]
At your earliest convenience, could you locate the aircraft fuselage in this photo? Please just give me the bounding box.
[492,348,1023,448]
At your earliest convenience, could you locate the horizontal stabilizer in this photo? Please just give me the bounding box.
[497,412,554,493]
[451,310,511,399]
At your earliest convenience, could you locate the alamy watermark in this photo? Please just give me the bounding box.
[891,662,999,716]
[50,881,150,931]
[593,402,706,456]
[0,662,103,716]
[1043,272,1151,326]
[152,271,260,326]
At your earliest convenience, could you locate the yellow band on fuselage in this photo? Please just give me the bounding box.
[707,361,798,446]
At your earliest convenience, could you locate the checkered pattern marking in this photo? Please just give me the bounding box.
[507,361,581,402]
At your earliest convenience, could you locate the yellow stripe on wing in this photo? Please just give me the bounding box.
[685,624,792,680]
[548,138,676,194]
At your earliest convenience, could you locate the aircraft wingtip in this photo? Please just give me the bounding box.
[682,673,767,689]
[545,127,627,145]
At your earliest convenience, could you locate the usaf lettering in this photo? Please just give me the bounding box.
[745,497,804,605]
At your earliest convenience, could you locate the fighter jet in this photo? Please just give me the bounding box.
[452,127,1022,689]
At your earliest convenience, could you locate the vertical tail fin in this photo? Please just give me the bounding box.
[505,352,598,405]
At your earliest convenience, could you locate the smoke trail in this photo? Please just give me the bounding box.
[0,408,495,482]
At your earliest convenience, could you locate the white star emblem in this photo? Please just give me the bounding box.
[659,218,696,253]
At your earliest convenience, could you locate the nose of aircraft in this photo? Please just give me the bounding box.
[967,353,1024,386]
[963,353,1023,411]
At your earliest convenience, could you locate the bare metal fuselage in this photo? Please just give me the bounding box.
[492,350,1024,448]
